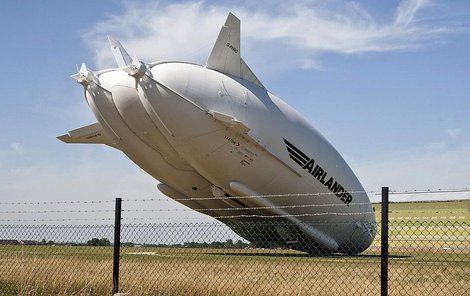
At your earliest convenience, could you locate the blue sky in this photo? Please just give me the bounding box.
[0,0,469,206]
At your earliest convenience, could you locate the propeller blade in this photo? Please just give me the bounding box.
[71,63,96,85]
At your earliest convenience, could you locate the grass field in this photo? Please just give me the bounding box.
[0,200,468,296]
[373,199,469,222]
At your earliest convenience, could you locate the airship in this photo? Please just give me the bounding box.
[59,13,376,255]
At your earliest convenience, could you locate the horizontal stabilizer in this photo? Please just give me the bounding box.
[57,122,118,148]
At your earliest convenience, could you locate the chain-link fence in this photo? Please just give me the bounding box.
[0,220,468,295]
[387,220,469,295]
[118,221,381,296]
[0,190,468,295]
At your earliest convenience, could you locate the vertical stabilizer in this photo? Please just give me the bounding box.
[207,12,241,77]
[207,13,265,88]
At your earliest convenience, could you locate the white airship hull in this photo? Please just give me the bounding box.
[60,13,376,254]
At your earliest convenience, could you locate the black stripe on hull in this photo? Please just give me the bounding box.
[283,138,309,161]
[287,147,308,166]
[289,155,306,167]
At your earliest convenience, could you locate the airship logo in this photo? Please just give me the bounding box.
[283,138,353,205]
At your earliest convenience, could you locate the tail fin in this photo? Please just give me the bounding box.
[207,13,264,88]
[207,12,241,77]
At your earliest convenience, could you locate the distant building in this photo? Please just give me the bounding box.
[0,239,42,245]
[20,240,42,245]
[0,240,20,245]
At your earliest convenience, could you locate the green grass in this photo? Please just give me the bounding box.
[373,200,469,222]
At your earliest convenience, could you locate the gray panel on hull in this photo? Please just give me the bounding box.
[229,181,339,252]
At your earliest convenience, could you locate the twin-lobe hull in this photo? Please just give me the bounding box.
[77,61,375,254]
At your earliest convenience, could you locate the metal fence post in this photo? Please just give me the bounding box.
[112,198,122,294]
[381,187,389,296]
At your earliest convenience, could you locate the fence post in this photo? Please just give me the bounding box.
[381,187,389,296]
[112,198,122,294]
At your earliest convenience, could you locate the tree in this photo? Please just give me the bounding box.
[86,238,110,246]
[210,241,224,248]
[235,240,247,248]
[224,239,234,248]
[40,239,55,246]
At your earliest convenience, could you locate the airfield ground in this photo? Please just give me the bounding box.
[0,200,468,295]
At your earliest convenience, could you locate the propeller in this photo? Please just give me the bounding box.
[107,37,150,79]
[123,55,148,78]
[71,63,96,86]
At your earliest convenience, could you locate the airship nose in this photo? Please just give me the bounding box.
[340,220,377,254]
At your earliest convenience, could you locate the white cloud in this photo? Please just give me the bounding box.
[9,143,24,154]
[242,0,440,53]
[299,58,323,70]
[447,128,463,139]
[82,0,458,69]
[83,2,226,68]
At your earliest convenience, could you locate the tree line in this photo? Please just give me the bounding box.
[37,238,251,248]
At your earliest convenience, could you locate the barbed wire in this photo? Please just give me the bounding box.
[0,217,214,223]
[0,217,114,223]
[214,211,375,219]
[119,211,375,221]
[0,187,468,206]
[0,210,115,214]
[0,214,466,223]
[0,205,374,214]
[0,202,371,214]
[0,200,115,206]
[0,207,465,215]
[127,187,470,202]
[120,216,220,222]
[122,202,373,213]
[380,188,470,195]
